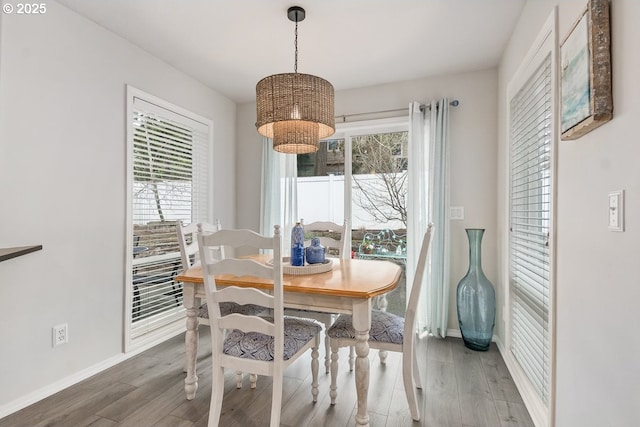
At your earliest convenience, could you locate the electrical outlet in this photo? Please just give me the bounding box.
[53,324,68,347]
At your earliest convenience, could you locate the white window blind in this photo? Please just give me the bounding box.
[128,93,210,345]
[509,52,552,405]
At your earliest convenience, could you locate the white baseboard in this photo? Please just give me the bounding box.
[0,353,128,419]
[447,328,462,338]
[0,329,183,419]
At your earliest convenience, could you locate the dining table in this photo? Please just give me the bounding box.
[175,254,402,427]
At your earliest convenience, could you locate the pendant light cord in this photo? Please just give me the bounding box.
[294,17,298,73]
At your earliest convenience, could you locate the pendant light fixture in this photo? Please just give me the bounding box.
[256,6,335,154]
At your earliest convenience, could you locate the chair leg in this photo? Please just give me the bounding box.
[329,346,339,405]
[208,366,225,427]
[270,372,284,427]
[324,330,331,374]
[348,346,355,371]
[235,371,243,389]
[249,373,258,389]
[311,336,320,403]
[402,349,420,421]
[379,350,388,365]
[412,344,422,389]
[171,282,182,307]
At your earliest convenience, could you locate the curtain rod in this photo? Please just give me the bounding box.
[335,99,459,123]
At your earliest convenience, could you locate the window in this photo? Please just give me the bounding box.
[351,131,408,231]
[510,53,551,403]
[126,87,212,350]
[506,10,556,427]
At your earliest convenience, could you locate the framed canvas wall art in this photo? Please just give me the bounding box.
[560,0,612,140]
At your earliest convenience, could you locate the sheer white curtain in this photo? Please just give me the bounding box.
[260,137,298,248]
[427,98,451,338]
[407,102,430,335]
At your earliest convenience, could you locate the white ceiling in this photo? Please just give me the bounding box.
[56,0,525,104]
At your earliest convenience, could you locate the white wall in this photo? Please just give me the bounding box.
[237,69,500,333]
[498,1,640,425]
[0,1,236,410]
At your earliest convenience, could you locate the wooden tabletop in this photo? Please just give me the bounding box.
[176,255,402,299]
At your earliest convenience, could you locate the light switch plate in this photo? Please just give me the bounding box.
[608,190,624,231]
[450,206,464,220]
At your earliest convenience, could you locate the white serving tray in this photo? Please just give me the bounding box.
[267,257,333,275]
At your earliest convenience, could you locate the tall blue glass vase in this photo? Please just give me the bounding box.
[456,228,495,351]
[290,221,305,266]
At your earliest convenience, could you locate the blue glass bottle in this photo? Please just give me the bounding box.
[291,243,305,266]
[291,221,305,266]
[456,228,495,351]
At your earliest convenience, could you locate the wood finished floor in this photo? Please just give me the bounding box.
[0,332,534,427]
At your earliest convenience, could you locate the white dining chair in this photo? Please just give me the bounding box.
[301,220,351,258]
[284,220,350,374]
[177,219,264,388]
[197,225,321,427]
[326,223,433,421]
[177,220,222,274]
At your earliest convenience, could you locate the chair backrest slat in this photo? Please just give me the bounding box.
[218,313,275,336]
[213,285,274,309]
[202,228,274,252]
[206,258,273,280]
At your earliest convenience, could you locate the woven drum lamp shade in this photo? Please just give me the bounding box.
[256,72,335,154]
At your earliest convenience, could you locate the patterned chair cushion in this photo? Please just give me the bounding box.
[223,317,321,361]
[197,302,265,319]
[327,310,405,345]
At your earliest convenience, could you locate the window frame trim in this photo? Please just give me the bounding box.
[502,8,558,427]
[332,116,409,239]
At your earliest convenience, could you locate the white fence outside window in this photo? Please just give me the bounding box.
[297,174,405,231]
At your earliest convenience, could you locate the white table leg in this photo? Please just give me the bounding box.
[183,283,199,400]
[352,299,372,426]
